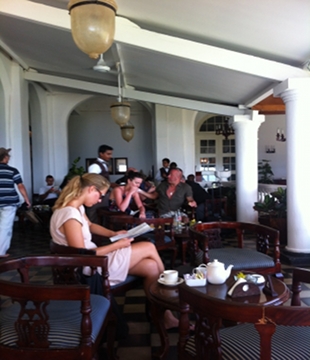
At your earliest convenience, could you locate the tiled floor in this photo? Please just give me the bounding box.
[2,219,310,359]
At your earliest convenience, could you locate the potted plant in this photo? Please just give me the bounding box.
[258,159,274,184]
[59,157,85,189]
[253,187,287,245]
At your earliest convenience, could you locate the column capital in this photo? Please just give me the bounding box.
[230,111,265,130]
[274,78,310,101]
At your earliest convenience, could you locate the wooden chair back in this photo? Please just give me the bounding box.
[189,221,281,277]
[50,240,142,296]
[0,255,115,360]
[205,197,228,220]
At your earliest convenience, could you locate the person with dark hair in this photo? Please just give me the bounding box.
[88,144,114,182]
[109,171,146,218]
[0,147,31,256]
[39,175,60,207]
[155,158,170,182]
[186,174,210,221]
[115,167,137,185]
[50,173,178,329]
[169,162,178,170]
[86,144,116,223]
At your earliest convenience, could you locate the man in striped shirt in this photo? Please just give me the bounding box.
[0,148,30,256]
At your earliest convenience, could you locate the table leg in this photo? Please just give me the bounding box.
[178,302,191,360]
[151,303,170,360]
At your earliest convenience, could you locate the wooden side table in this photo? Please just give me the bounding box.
[149,272,290,360]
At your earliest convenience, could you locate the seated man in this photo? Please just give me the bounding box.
[39,175,60,207]
[139,168,197,218]
[186,174,210,221]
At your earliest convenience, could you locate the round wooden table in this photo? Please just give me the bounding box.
[149,271,290,360]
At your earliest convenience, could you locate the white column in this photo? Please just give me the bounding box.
[231,111,265,222]
[154,105,196,176]
[274,78,310,253]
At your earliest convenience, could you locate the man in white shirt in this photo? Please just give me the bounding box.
[39,175,60,207]
[155,158,170,183]
[86,144,116,223]
[88,144,113,181]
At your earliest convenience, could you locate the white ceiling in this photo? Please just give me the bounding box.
[0,0,309,115]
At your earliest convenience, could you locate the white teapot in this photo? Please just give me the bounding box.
[207,259,234,285]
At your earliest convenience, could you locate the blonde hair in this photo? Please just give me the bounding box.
[53,173,110,210]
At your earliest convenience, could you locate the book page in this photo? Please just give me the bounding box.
[110,222,153,242]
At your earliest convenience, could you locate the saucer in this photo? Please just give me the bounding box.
[157,277,184,286]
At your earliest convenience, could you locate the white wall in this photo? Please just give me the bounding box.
[68,96,154,183]
[258,114,286,179]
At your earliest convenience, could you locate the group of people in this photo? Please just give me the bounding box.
[0,144,202,331]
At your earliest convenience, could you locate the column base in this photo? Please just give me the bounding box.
[281,249,310,266]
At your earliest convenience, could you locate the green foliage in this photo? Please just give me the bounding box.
[66,157,85,181]
[253,187,287,218]
[258,159,274,184]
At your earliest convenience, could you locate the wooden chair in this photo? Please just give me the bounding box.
[189,221,282,278]
[205,197,228,221]
[0,255,116,360]
[108,215,178,269]
[179,268,310,360]
[96,208,128,228]
[50,240,142,296]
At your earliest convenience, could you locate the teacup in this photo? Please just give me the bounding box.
[193,264,207,279]
[159,270,178,284]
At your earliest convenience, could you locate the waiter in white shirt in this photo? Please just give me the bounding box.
[86,144,117,224]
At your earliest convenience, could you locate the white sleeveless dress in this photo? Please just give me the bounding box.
[50,205,131,286]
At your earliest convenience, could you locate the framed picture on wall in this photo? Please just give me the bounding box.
[85,158,114,174]
[114,158,128,174]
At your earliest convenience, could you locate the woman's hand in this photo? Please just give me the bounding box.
[117,237,134,248]
[139,212,146,219]
[116,230,127,235]
[128,186,139,196]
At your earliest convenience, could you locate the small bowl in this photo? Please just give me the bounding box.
[184,273,207,287]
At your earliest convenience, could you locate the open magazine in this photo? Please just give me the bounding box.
[110,222,154,242]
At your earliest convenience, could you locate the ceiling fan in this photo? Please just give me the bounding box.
[92,54,117,74]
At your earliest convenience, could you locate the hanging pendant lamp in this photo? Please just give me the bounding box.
[110,63,131,126]
[121,122,135,142]
[68,0,118,59]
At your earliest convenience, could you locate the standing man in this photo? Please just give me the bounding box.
[88,144,113,182]
[155,158,170,183]
[86,144,116,223]
[0,148,31,256]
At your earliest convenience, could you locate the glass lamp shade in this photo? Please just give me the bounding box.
[121,122,135,142]
[110,102,131,126]
[68,0,118,59]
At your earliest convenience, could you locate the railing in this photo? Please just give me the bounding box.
[258,183,287,202]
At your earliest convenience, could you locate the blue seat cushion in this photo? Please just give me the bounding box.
[195,248,274,270]
[186,323,310,359]
[111,274,140,291]
[0,294,109,348]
